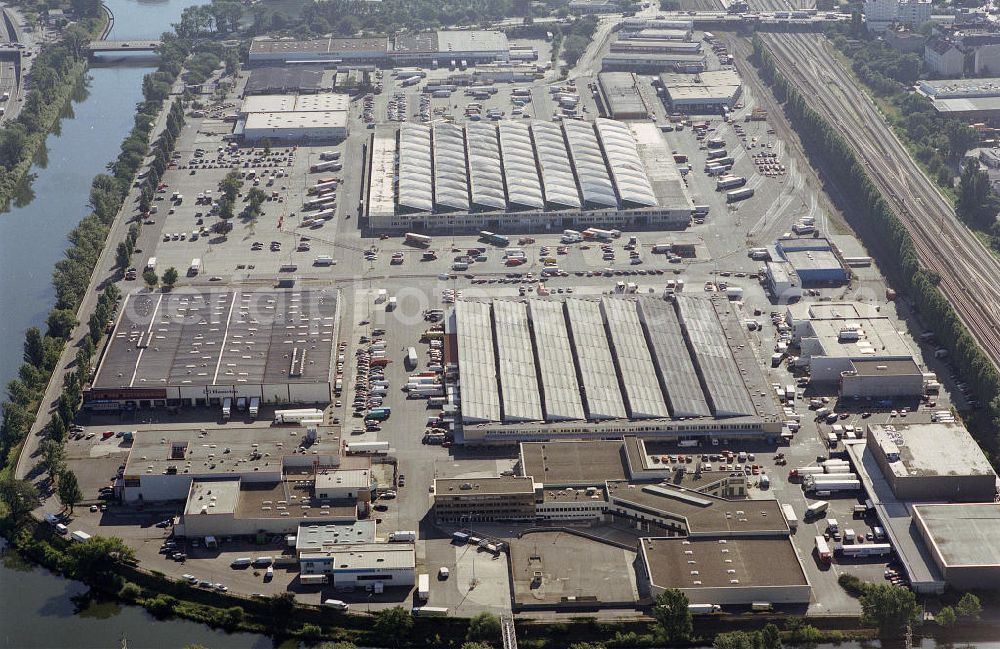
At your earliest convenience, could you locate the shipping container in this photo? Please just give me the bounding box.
[781,503,798,531]
[815,535,832,563]
[726,188,754,202]
[716,175,747,191]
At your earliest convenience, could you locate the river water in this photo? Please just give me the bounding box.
[0,1,993,647]
[0,1,285,646]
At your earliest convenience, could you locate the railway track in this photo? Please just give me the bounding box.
[758,32,1000,369]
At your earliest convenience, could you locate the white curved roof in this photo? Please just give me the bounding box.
[562,120,618,208]
[432,123,469,211]
[530,121,581,209]
[498,122,544,209]
[600,297,669,419]
[455,300,501,423]
[465,122,507,210]
[397,124,433,212]
[528,299,585,422]
[594,119,657,208]
[564,298,627,420]
[493,300,543,422]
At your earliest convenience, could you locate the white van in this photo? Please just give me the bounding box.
[323,599,349,610]
[231,557,253,568]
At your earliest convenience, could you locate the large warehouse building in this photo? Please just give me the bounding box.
[866,423,997,502]
[917,77,1000,119]
[639,537,811,605]
[449,295,780,443]
[86,289,338,409]
[598,72,652,120]
[660,70,743,113]
[786,301,922,395]
[391,30,510,65]
[248,36,390,64]
[247,31,510,66]
[913,503,1000,590]
[602,52,707,73]
[847,420,999,594]
[365,119,693,231]
[238,93,349,142]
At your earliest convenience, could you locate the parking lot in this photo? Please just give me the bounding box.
[45,22,971,617]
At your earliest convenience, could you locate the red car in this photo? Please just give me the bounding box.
[102,431,115,439]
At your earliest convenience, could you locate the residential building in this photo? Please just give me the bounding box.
[925,39,965,77]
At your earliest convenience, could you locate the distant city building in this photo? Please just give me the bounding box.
[918,77,1000,119]
[863,0,899,32]
[897,0,932,28]
[924,38,965,77]
[568,0,621,13]
[975,43,1000,75]
[863,0,931,32]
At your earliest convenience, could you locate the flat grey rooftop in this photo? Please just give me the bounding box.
[93,289,337,389]
[519,440,629,486]
[641,537,807,590]
[846,441,946,592]
[869,423,996,478]
[606,480,788,536]
[124,426,341,477]
[914,503,1000,568]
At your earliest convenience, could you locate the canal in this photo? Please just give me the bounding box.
[0,0,283,646]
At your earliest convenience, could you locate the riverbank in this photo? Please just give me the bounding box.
[0,13,107,210]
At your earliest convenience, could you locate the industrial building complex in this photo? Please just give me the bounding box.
[86,289,339,408]
[248,31,512,66]
[365,119,693,231]
[448,295,780,442]
[46,4,1000,632]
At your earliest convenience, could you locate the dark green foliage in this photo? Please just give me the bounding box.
[651,588,692,642]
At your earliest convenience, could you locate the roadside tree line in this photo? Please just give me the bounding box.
[0,14,106,208]
[752,35,1000,458]
[0,37,192,508]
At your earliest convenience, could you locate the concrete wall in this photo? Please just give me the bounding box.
[840,372,923,398]
[125,470,281,503]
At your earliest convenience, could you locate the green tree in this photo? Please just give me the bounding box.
[220,171,243,202]
[39,438,66,476]
[119,582,142,602]
[956,592,982,620]
[652,588,693,642]
[319,643,358,649]
[142,269,159,288]
[373,606,413,646]
[221,606,244,629]
[761,623,782,649]
[245,186,268,219]
[461,644,493,649]
[57,468,83,513]
[860,583,920,637]
[24,327,45,367]
[936,606,957,627]
[268,592,296,620]
[49,413,67,443]
[714,631,759,649]
[569,644,606,649]
[956,162,998,228]
[466,612,502,642]
[562,34,589,65]
[161,267,179,290]
[0,477,40,520]
[46,309,78,339]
